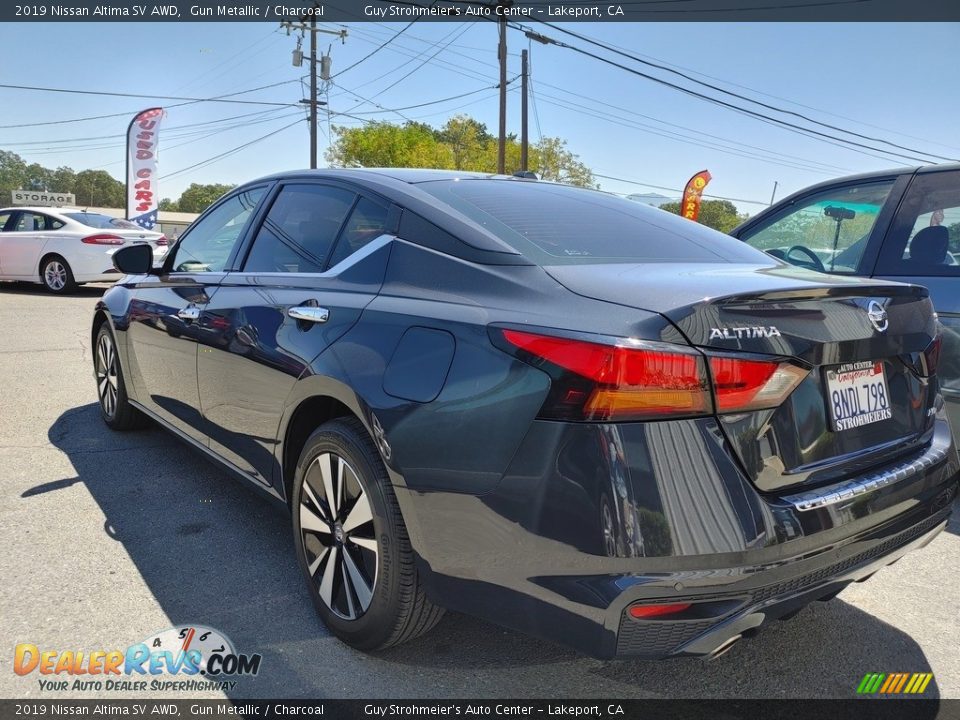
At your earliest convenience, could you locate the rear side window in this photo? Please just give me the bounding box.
[739,180,895,274]
[327,197,390,268]
[876,170,960,277]
[243,184,355,273]
[417,180,763,265]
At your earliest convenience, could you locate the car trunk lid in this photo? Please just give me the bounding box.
[544,262,939,492]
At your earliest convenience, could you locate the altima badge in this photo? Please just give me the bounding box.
[867,300,889,333]
[709,326,782,340]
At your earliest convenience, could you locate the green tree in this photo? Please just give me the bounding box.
[175,183,236,213]
[0,150,27,197]
[49,166,76,193]
[23,163,53,191]
[529,137,595,188]
[72,170,124,207]
[158,197,179,211]
[327,115,595,188]
[660,199,749,234]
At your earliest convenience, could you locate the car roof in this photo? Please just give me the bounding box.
[246,167,528,186]
[0,207,104,214]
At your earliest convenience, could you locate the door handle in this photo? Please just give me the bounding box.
[288,306,330,324]
[177,306,201,321]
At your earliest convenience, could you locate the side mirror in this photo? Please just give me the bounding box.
[112,244,154,275]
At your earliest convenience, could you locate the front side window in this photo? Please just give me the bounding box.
[169,187,265,273]
[876,171,960,277]
[740,180,895,274]
[243,184,355,273]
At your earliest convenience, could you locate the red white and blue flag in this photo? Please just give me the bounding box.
[126,107,165,229]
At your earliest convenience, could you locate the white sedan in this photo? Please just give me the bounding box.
[0,207,168,293]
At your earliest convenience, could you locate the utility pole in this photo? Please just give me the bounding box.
[309,13,318,169]
[497,1,508,174]
[520,49,528,172]
[282,12,346,169]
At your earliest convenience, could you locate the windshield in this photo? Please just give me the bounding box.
[64,212,142,230]
[417,179,766,265]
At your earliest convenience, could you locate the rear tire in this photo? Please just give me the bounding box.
[41,255,77,294]
[292,417,443,651]
[94,323,148,431]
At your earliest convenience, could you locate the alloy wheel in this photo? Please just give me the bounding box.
[95,332,119,418]
[299,452,379,620]
[44,260,67,291]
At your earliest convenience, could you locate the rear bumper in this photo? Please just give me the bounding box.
[397,410,959,659]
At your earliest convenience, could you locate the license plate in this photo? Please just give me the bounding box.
[825,360,892,432]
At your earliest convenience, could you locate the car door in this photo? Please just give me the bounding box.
[870,168,960,439]
[0,211,61,278]
[0,210,14,276]
[196,182,395,490]
[734,175,906,277]
[123,186,268,442]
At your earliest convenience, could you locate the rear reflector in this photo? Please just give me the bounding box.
[628,603,692,619]
[81,234,125,246]
[496,328,808,422]
[709,356,808,413]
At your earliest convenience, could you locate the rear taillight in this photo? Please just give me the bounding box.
[499,329,710,421]
[81,234,125,246]
[921,335,942,377]
[496,328,808,422]
[709,356,808,413]
[156,235,169,246]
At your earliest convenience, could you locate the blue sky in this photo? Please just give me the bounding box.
[1,21,957,214]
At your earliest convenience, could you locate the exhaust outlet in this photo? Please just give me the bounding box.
[706,634,742,661]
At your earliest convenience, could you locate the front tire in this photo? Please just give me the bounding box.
[41,255,77,294]
[94,323,147,430]
[292,417,443,651]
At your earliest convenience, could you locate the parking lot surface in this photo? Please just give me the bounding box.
[1,283,958,700]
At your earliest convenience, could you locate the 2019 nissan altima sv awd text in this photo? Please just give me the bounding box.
[92,169,958,659]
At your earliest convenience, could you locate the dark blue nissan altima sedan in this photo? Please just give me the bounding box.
[92,169,958,659]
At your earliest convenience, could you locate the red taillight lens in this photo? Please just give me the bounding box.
[81,234,125,246]
[921,335,942,377]
[497,328,809,421]
[628,602,692,619]
[156,235,169,247]
[709,356,808,413]
[500,329,712,421]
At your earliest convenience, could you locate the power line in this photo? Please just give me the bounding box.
[0,80,302,109]
[329,19,419,80]
[507,22,942,166]
[534,20,957,164]
[160,117,305,180]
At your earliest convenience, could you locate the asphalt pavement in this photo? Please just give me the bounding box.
[1,282,958,700]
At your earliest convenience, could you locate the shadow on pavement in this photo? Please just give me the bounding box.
[0,282,109,297]
[34,402,940,698]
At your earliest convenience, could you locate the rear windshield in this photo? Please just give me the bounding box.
[417,179,765,264]
[64,212,141,230]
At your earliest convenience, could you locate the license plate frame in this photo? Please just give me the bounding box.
[825,360,892,432]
